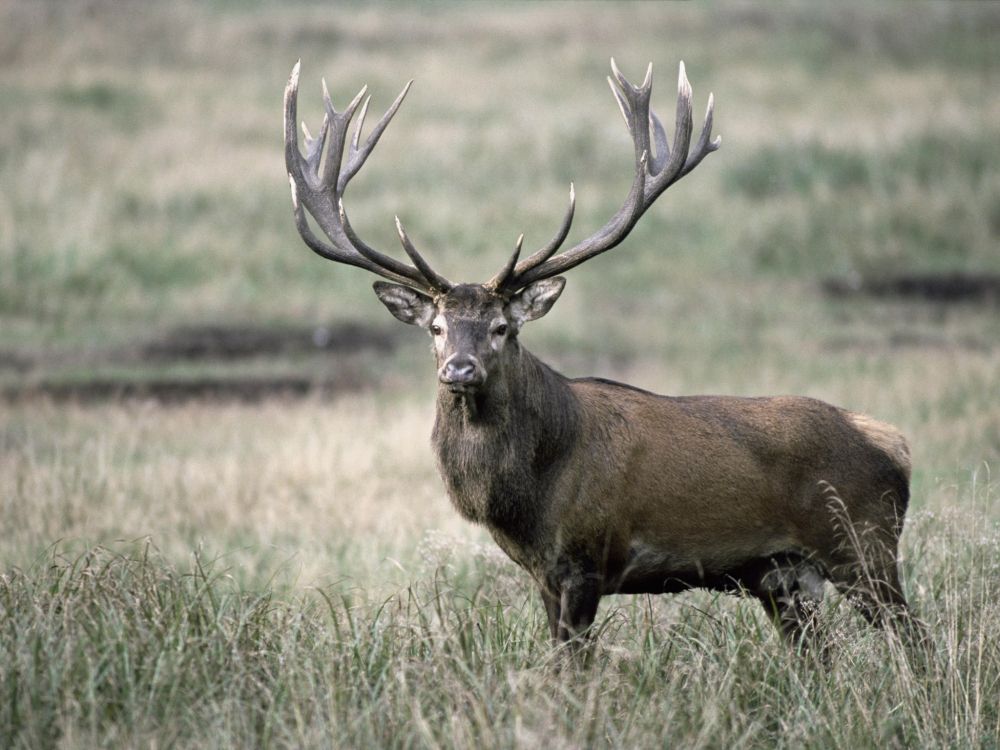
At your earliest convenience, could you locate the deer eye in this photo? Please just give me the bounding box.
[430,324,443,336]
[493,323,508,337]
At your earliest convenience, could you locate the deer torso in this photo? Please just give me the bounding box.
[432,358,910,595]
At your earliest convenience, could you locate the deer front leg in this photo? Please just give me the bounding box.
[543,564,601,648]
[539,586,560,642]
[558,583,600,645]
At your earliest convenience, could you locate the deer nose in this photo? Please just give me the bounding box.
[440,356,484,387]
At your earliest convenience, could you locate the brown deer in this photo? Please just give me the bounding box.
[283,59,919,649]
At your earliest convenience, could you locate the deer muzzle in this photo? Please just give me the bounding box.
[439,355,486,392]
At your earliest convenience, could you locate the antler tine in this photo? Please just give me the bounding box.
[395,216,453,292]
[335,199,440,283]
[319,80,367,190]
[608,58,653,175]
[509,183,576,281]
[286,174,415,287]
[647,61,693,197]
[486,233,524,291]
[351,94,371,152]
[339,80,413,194]
[300,116,328,179]
[284,63,452,293]
[284,62,308,180]
[681,92,722,177]
[498,59,719,291]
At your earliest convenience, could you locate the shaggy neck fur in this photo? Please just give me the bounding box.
[431,340,580,548]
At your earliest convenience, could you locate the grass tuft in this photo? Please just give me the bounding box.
[2,510,1000,748]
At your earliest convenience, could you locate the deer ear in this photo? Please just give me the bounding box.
[508,277,566,328]
[372,281,436,327]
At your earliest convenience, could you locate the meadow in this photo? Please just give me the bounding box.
[2,2,1000,747]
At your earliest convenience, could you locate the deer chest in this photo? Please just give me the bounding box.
[433,432,543,547]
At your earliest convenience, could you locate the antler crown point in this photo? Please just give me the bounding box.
[610,57,624,83]
[677,63,692,99]
[286,62,301,97]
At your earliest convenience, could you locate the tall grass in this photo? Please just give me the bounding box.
[3,503,999,749]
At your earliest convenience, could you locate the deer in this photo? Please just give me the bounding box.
[283,59,922,652]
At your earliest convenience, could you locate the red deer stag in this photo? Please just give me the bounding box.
[283,59,918,649]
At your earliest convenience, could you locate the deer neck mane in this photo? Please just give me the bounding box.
[430,342,580,541]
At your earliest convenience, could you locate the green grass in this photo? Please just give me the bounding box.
[2,1,1000,747]
[728,130,1000,276]
[3,507,1000,748]
[3,1,999,345]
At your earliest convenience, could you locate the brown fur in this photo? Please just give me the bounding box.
[847,412,912,482]
[390,284,919,649]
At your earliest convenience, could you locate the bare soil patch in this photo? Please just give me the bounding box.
[6,376,363,404]
[139,322,400,361]
[2,321,402,403]
[822,272,1000,304]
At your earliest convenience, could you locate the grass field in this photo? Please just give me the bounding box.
[2,1,1000,747]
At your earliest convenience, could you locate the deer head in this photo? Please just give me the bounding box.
[284,59,720,395]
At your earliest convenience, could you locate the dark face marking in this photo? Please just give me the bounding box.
[430,285,511,393]
[372,279,566,394]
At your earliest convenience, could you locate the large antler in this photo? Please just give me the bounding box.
[284,62,452,294]
[487,59,720,293]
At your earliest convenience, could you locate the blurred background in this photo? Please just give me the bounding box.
[1,1,999,572]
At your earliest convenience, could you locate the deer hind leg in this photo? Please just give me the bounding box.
[825,531,931,652]
[829,551,930,645]
[809,480,931,652]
